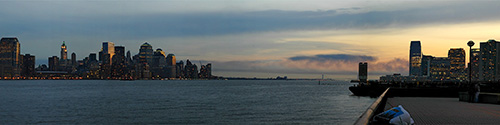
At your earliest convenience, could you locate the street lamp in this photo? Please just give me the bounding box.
[467,40,475,84]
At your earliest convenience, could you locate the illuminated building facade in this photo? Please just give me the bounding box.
[479,39,500,82]
[409,41,422,76]
[0,37,20,77]
[448,48,466,80]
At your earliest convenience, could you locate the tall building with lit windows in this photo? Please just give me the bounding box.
[61,41,67,60]
[139,42,153,64]
[102,42,115,65]
[479,39,500,81]
[470,48,480,81]
[0,37,21,77]
[409,41,422,76]
[429,57,451,81]
[448,48,466,80]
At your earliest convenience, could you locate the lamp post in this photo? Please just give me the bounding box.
[467,40,475,84]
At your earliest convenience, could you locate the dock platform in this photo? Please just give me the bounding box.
[385,97,500,124]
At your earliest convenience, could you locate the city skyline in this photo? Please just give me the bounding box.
[2,1,500,79]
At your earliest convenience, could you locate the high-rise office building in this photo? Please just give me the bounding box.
[152,48,166,67]
[151,48,167,78]
[89,53,97,62]
[111,46,126,78]
[102,42,115,65]
[61,41,67,60]
[358,62,368,82]
[429,57,451,81]
[420,55,433,76]
[184,59,198,79]
[470,48,480,81]
[409,41,422,76]
[21,54,35,77]
[71,52,76,66]
[49,56,60,71]
[139,42,153,64]
[166,54,176,78]
[479,39,500,81]
[176,61,184,78]
[0,37,21,77]
[448,48,466,80]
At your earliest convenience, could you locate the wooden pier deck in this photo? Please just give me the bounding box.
[385,97,500,124]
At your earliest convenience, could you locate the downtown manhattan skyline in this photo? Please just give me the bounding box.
[2,0,500,80]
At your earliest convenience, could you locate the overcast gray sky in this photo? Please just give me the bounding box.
[1,0,500,80]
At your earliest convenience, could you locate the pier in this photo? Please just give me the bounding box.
[356,88,500,124]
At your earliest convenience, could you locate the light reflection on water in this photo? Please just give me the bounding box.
[0,80,374,124]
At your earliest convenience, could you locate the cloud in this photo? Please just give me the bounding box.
[289,54,376,62]
[202,54,408,78]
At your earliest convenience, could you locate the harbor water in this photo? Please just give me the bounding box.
[0,80,374,124]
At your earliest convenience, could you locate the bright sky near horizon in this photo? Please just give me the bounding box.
[1,0,499,80]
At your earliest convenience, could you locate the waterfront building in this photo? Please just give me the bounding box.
[448,48,466,80]
[410,41,422,76]
[89,53,97,62]
[111,46,126,78]
[420,55,433,77]
[429,57,451,81]
[184,60,198,79]
[176,60,184,78]
[102,42,115,65]
[166,54,177,78]
[21,54,35,77]
[199,63,212,79]
[470,48,480,81]
[139,42,153,64]
[151,48,167,78]
[479,39,500,81]
[358,62,368,82]
[71,52,77,67]
[48,56,60,71]
[61,41,67,60]
[0,37,21,77]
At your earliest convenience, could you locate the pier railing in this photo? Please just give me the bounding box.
[354,88,390,125]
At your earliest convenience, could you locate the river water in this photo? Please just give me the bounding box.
[0,80,374,124]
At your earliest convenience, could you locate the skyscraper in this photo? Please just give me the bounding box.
[21,54,35,77]
[429,57,451,81]
[166,54,176,78]
[470,48,480,81]
[358,62,368,82]
[420,55,433,76]
[139,42,153,64]
[409,41,422,76]
[49,56,60,71]
[71,52,76,66]
[112,46,125,78]
[479,39,500,81]
[448,48,466,80]
[0,37,21,77]
[61,41,67,60]
[102,42,115,65]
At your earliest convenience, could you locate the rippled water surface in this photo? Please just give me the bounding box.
[0,80,374,124]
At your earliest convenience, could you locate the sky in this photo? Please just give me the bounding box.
[1,0,500,80]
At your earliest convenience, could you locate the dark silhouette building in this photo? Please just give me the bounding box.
[21,54,35,77]
[49,56,60,71]
[166,54,176,78]
[410,41,422,76]
[358,62,368,82]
